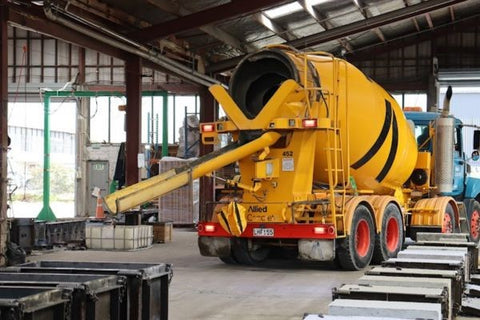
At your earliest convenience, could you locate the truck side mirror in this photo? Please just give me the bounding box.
[474,130,480,150]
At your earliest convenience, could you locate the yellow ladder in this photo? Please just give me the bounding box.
[302,52,349,237]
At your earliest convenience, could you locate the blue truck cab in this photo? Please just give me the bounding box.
[405,111,480,241]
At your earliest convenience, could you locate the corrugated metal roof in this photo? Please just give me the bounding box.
[35,0,480,73]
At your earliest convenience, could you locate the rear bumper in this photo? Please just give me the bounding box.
[197,222,336,239]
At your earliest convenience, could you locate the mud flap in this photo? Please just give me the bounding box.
[298,239,335,261]
[198,236,231,257]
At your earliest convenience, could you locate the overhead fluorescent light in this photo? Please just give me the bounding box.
[264,2,303,19]
[306,0,333,6]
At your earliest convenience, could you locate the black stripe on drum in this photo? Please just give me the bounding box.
[376,108,399,182]
[351,100,392,169]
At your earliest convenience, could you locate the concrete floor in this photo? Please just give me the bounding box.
[28,229,366,320]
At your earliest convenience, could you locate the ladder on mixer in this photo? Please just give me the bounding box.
[302,53,349,237]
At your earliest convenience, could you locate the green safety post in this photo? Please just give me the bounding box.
[36,90,168,221]
[36,92,56,221]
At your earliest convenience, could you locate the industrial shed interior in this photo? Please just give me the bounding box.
[1,0,480,319]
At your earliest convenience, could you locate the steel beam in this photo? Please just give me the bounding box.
[289,0,466,49]
[347,14,480,62]
[0,0,8,265]
[199,87,215,221]
[125,55,142,186]
[147,0,252,52]
[298,1,351,53]
[129,0,291,42]
[8,4,128,61]
[254,13,296,41]
[426,13,434,28]
[207,0,469,73]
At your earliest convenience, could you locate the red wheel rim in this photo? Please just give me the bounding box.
[471,210,480,239]
[385,216,399,252]
[355,219,370,257]
[442,212,453,233]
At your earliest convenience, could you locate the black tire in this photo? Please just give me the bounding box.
[219,256,238,265]
[372,203,404,264]
[217,238,239,265]
[467,200,480,243]
[337,204,375,271]
[442,203,456,234]
[232,238,270,265]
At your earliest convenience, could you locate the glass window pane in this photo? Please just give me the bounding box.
[89,97,109,143]
[109,96,126,143]
[404,93,427,111]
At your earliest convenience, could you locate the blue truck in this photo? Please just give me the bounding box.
[405,107,480,242]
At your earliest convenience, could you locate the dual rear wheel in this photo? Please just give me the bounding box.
[337,203,403,270]
[465,200,480,243]
[221,203,404,270]
[219,238,270,265]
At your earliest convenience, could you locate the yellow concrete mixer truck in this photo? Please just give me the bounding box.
[104,45,480,270]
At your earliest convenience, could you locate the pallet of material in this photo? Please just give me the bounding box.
[150,222,173,243]
[158,157,199,225]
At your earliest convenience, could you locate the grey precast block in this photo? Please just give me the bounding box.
[328,299,442,320]
[404,246,469,254]
[366,266,461,279]
[334,283,446,298]
[303,315,416,320]
[406,243,479,271]
[471,274,480,284]
[333,284,448,318]
[384,255,470,282]
[357,275,454,320]
[416,232,470,242]
[465,284,480,297]
[397,249,466,261]
[461,297,480,316]
[383,257,464,269]
[365,266,464,315]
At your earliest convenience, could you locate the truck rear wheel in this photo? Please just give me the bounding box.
[468,200,480,243]
[232,238,270,265]
[337,204,375,270]
[372,203,403,264]
[219,256,238,265]
[442,203,456,233]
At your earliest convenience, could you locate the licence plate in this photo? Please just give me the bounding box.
[253,228,274,237]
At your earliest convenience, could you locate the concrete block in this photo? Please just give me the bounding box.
[303,315,415,320]
[416,232,469,242]
[367,266,460,280]
[383,257,463,269]
[398,249,466,261]
[357,275,453,319]
[328,299,442,320]
[462,297,480,317]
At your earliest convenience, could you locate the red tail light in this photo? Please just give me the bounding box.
[314,226,326,234]
[204,224,216,232]
[201,124,215,132]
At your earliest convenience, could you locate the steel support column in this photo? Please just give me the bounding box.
[125,55,142,186]
[199,87,215,220]
[0,0,8,265]
[427,74,438,112]
[75,47,87,217]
